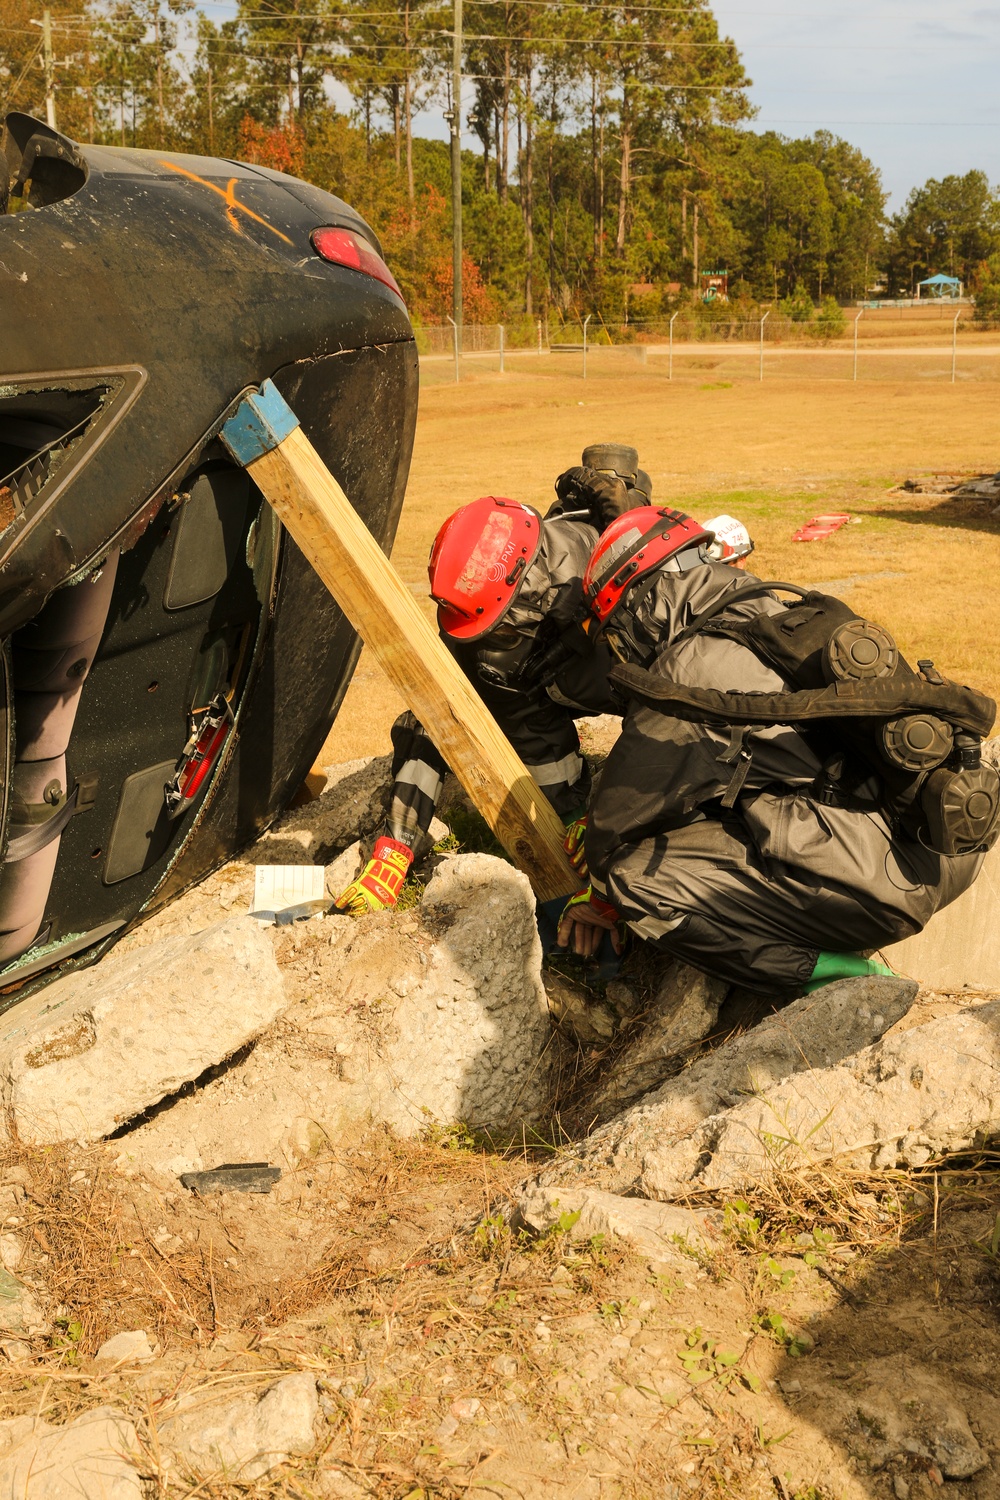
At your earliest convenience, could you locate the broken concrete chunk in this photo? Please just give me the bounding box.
[0,1406,141,1499]
[94,1330,156,1367]
[324,841,363,899]
[114,853,556,1178]
[517,1185,715,1264]
[0,1266,47,1336]
[260,757,392,866]
[158,1371,318,1483]
[544,969,617,1045]
[590,963,727,1122]
[0,917,285,1146]
[533,975,918,1198]
[663,995,1000,1195]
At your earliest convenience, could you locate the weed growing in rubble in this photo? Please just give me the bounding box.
[755,1309,814,1358]
[677,1326,763,1395]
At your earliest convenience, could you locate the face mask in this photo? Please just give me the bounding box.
[476,618,549,692]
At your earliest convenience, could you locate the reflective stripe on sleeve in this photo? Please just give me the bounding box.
[396,758,445,802]
[528,750,585,789]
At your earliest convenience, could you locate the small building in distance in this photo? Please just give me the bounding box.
[917,273,963,299]
[700,270,729,303]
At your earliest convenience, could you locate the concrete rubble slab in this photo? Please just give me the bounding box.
[0,917,285,1146]
[530,975,917,1200]
[590,963,727,1122]
[0,1406,141,1499]
[115,853,556,1179]
[663,995,1000,1195]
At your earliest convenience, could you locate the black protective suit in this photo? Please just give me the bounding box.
[387,510,617,851]
[586,559,983,995]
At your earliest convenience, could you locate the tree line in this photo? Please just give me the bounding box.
[3,0,1000,325]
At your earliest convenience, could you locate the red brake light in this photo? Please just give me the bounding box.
[310,226,404,303]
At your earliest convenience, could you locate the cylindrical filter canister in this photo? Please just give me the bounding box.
[824,618,898,681]
[880,714,954,771]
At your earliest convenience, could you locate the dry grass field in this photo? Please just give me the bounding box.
[321,366,1000,766]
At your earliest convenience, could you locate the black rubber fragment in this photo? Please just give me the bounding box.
[179,1162,281,1194]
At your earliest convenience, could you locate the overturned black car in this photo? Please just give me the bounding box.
[0,110,417,998]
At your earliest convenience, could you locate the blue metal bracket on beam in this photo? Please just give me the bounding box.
[219,379,300,467]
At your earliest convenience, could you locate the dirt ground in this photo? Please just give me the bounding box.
[320,368,1000,765]
[6,1072,1000,1500]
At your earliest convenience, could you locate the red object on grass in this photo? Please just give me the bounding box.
[792,513,851,542]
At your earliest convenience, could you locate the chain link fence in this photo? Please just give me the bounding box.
[415,312,996,387]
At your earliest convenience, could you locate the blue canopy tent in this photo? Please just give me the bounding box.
[918,273,963,299]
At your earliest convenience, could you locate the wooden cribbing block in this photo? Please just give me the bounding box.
[220,380,579,902]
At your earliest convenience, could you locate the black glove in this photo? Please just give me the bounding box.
[551,466,633,532]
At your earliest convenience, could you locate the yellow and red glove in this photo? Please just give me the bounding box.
[562,813,589,880]
[334,836,413,914]
[556,886,624,959]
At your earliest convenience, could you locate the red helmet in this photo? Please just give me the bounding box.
[583,506,713,625]
[428,496,542,641]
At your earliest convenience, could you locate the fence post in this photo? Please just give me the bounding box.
[498,324,505,374]
[537,319,542,354]
[669,310,679,382]
[583,313,592,380]
[853,307,863,382]
[446,314,460,383]
[952,310,961,384]
[759,311,769,381]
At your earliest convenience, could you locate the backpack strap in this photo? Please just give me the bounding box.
[609,665,997,738]
[671,582,810,648]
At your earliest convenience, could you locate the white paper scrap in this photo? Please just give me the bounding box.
[252,864,325,915]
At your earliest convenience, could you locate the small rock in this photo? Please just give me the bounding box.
[450,1398,481,1422]
[605,980,640,1019]
[533,1322,551,1343]
[491,1354,517,1378]
[893,1479,910,1500]
[434,1413,459,1441]
[517,1184,715,1263]
[0,1266,47,1335]
[287,1117,327,1159]
[158,1371,318,1483]
[0,1235,22,1272]
[324,842,363,900]
[94,1330,156,1367]
[0,1338,29,1361]
[928,1467,944,1487]
[543,970,617,1044]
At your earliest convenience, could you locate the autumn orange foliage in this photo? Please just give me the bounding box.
[238,115,306,179]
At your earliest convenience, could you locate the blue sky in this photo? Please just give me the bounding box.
[711,0,1000,207]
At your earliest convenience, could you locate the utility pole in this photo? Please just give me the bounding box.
[41,9,57,129]
[450,0,463,345]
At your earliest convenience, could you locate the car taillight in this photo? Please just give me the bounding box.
[310,226,404,302]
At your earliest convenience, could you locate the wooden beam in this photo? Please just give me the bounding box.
[223,387,579,903]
